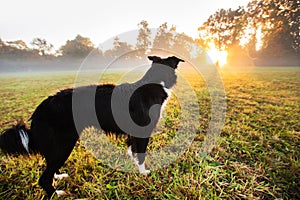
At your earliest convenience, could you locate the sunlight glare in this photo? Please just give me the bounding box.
[206,42,228,68]
[255,25,263,51]
[240,23,264,51]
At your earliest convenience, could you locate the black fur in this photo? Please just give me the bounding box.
[0,55,184,197]
[0,121,31,155]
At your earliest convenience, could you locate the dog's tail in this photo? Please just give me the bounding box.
[0,119,33,155]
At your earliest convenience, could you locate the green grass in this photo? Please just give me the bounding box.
[0,67,299,199]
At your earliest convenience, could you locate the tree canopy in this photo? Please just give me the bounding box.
[31,38,54,56]
[136,20,152,56]
[197,0,300,66]
[59,35,95,58]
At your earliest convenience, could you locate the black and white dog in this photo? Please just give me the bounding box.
[0,55,184,197]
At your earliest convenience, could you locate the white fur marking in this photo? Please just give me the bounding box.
[127,147,150,174]
[56,190,67,197]
[160,81,172,118]
[127,146,134,159]
[138,162,150,174]
[134,158,139,166]
[128,146,139,166]
[54,173,69,180]
[19,129,29,153]
[160,81,172,96]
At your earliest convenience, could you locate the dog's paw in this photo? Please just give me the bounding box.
[55,190,67,197]
[54,173,69,180]
[140,169,151,175]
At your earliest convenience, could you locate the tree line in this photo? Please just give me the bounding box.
[0,21,198,60]
[0,0,299,71]
[0,20,203,72]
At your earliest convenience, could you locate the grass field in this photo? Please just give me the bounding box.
[0,67,299,199]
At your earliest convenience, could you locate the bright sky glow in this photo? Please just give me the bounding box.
[1,0,252,50]
[206,42,228,67]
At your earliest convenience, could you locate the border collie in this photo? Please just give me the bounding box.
[0,55,184,197]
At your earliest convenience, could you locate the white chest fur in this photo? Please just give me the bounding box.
[160,81,172,118]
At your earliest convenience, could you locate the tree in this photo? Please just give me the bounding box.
[197,0,300,66]
[243,0,300,65]
[136,20,152,56]
[6,40,28,50]
[172,33,194,60]
[30,38,54,56]
[113,36,121,50]
[283,0,300,52]
[0,38,5,47]
[105,36,133,59]
[263,0,299,53]
[0,39,41,60]
[60,34,95,58]
[152,22,175,50]
[197,7,245,51]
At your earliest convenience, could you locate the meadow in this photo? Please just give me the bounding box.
[0,67,299,199]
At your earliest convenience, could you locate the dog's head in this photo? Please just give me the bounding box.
[148,56,184,69]
[144,56,184,89]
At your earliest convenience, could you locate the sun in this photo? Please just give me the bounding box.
[206,42,228,68]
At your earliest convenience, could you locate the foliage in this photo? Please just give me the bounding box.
[136,20,152,56]
[152,22,176,50]
[172,33,194,60]
[59,35,95,58]
[198,7,246,51]
[30,38,54,56]
[0,39,42,60]
[104,37,133,59]
[197,0,300,66]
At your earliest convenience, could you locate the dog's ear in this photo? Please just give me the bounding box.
[169,56,184,63]
[167,56,184,69]
[148,56,162,63]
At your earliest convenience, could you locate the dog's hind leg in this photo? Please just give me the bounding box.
[40,151,73,197]
[39,159,58,197]
[39,139,77,197]
[54,172,69,180]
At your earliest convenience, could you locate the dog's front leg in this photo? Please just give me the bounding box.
[129,137,150,174]
[137,152,150,174]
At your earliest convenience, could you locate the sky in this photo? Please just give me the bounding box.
[1,0,252,50]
